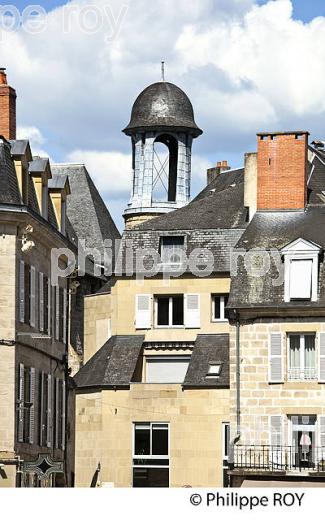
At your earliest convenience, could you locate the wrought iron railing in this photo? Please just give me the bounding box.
[287,367,317,381]
[234,445,325,472]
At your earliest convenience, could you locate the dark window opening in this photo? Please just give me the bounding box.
[152,134,178,203]
[156,296,184,327]
[160,236,184,265]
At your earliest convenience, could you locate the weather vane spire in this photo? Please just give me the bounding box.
[161,60,165,82]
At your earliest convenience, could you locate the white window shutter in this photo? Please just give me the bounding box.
[29,367,35,444]
[30,266,36,327]
[269,333,283,383]
[319,333,325,383]
[55,285,60,340]
[47,279,51,336]
[319,416,325,447]
[269,415,283,446]
[289,259,312,299]
[61,380,66,450]
[17,363,25,442]
[39,272,44,332]
[46,374,52,448]
[63,288,67,344]
[135,295,152,329]
[184,294,200,328]
[19,260,25,323]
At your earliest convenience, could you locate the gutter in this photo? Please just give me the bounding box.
[229,315,241,468]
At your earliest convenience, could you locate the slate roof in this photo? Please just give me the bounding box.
[48,174,69,190]
[29,157,50,176]
[183,334,229,388]
[9,139,30,157]
[0,140,21,204]
[51,165,121,259]
[116,168,247,274]
[123,81,202,137]
[74,335,145,389]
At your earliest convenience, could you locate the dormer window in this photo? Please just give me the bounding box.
[160,236,184,266]
[282,238,321,302]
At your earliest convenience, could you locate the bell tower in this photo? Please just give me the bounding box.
[123,79,202,228]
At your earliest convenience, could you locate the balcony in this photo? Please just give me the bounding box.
[233,445,325,473]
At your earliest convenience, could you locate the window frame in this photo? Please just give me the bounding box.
[154,295,184,328]
[211,294,229,322]
[159,235,185,267]
[145,355,191,383]
[287,333,317,381]
[132,422,170,466]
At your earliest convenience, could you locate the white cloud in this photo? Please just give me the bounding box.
[16,125,50,158]
[66,149,132,196]
[2,0,325,225]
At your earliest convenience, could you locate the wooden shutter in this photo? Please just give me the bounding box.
[63,288,67,345]
[29,367,35,444]
[61,380,66,450]
[269,333,283,383]
[55,286,60,340]
[44,276,48,334]
[46,374,52,447]
[55,378,60,449]
[30,266,36,327]
[47,279,51,337]
[39,371,45,446]
[319,416,325,447]
[319,333,325,383]
[39,272,44,332]
[17,363,25,442]
[135,295,151,329]
[184,294,200,328]
[24,263,30,324]
[19,260,25,323]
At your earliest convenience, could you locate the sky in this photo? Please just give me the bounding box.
[1,0,325,229]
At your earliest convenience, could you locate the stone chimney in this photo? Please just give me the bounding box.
[0,68,16,140]
[257,131,309,210]
[207,160,230,185]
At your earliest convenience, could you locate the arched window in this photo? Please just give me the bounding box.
[152,134,178,202]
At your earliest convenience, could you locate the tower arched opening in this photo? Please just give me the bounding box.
[152,134,178,203]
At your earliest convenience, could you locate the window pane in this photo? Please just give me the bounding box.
[305,335,316,369]
[289,335,300,369]
[214,296,221,319]
[157,297,169,326]
[134,425,150,455]
[289,259,312,299]
[152,425,169,455]
[161,237,184,264]
[172,296,184,325]
[133,468,169,488]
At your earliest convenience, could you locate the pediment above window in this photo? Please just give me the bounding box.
[281,238,322,255]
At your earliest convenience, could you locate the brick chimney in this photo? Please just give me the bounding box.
[256,131,309,210]
[207,160,230,185]
[0,68,16,140]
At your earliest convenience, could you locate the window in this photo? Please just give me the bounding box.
[288,334,316,380]
[156,296,184,327]
[133,423,169,487]
[145,356,190,383]
[282,238,321,302]
[160,236,184,265]
[39,372,52,447]
[212,294,229,321]
[206,363,222,378]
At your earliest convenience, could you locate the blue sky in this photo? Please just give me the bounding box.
[2,0,325,229]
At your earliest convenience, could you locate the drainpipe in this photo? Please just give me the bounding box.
[229,314,241,469]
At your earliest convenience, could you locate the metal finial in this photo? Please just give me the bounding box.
[161,60,165,82]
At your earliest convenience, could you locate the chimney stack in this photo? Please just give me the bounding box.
[256,131,309,210]
[0,68,16,140]
[207,160,230,185]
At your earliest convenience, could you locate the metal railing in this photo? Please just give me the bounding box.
[234,445,325,472]
[287,367,317,381]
